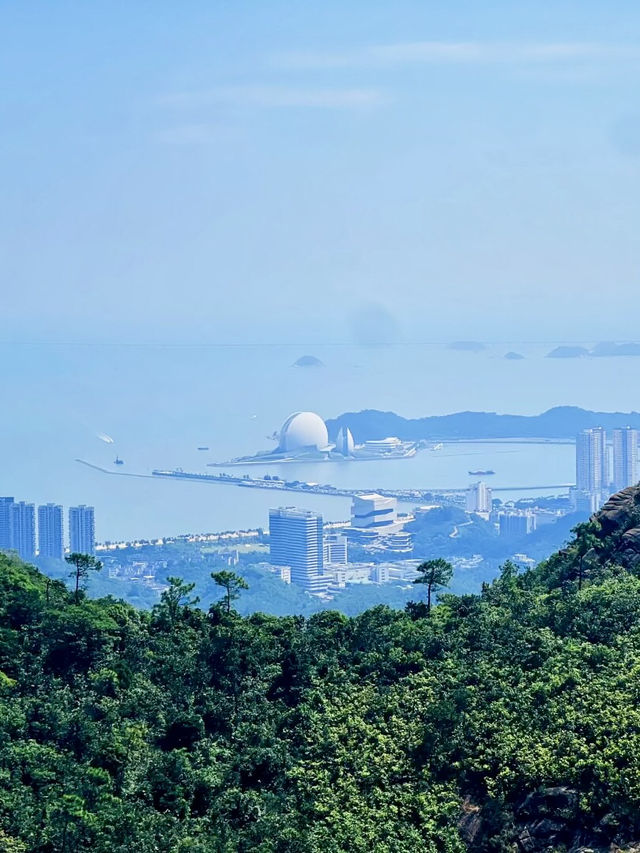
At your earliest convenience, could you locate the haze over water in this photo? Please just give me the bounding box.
[3,3,640,540]
[2,340,637,541]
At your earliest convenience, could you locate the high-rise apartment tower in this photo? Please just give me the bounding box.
[576,428,609,494]
[38,503,64,559]
[69,505,95,555]
[11,502,36,561]
[612,427,639,493]
[466,481,493,515]
[0,497,14,551]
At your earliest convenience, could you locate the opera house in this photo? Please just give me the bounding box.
[212,412,417,466]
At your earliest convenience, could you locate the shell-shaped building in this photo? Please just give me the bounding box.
[334,426,355,457]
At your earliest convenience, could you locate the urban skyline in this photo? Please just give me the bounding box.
[0,497,96,561]
[2,428,639,570]
[575,426,640,512]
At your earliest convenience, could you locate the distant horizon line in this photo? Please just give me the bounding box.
[2,338,640,349]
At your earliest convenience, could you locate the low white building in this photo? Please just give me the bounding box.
[323,533,348,566]
[370,564,390,583]
[351,494,398,530]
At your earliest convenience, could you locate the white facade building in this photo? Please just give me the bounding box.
[612,427,639,493]
[38,503,64,559]
[0,497,14,551]
[269,507,326,593]
[334,427,355,457]
[466,482,493,515]
[69,505,95,555]
[351,494,397,530]
[11,502,36,561]
[576,427,609,494]
[323,533,348,566]
[499,511,537,537]
[370,564,391,583]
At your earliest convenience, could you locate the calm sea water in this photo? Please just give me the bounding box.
[0,341,635,541]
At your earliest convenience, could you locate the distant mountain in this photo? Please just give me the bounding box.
[546,343,640,358]
[326,406,640,442]
[546,346,590,358]
[591,341,640,357]
[292,355,324,368]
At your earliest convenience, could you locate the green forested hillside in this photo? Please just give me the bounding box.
[3,488,640,851]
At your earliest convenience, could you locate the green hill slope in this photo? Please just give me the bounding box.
[3,488,640,850]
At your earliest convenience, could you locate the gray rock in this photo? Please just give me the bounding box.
[457,797,483,844]
[518,786,579,818]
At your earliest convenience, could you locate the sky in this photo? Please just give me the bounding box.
[2,1,640,346]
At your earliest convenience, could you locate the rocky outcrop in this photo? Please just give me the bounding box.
[596,487,640,536]
[591,487,640,569]
[457,797,483,845]
[458,786,640,852]
[515,786,580,851]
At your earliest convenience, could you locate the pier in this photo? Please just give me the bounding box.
[150,468,572,501]
[76,461,572,502]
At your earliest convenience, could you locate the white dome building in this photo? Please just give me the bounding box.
[278,412,331,453]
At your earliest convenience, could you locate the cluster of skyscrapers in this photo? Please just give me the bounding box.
[0,498,95,562]
[575,427,639,512]
[269,494,410,594]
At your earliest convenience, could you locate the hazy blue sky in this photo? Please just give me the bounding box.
[2,1,640,345]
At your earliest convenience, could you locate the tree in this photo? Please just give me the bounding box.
[413,559,453,615]
[159,577,200,625]
[64,553,103,604]
[571,520,601,590]
[211,570,248,614]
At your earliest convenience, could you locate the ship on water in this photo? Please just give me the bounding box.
[468,469,495,476]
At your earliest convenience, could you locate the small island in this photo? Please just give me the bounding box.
[546,346,590,359]
[591,341,640,357]
[504,351,525,360]
[292,355,324,368]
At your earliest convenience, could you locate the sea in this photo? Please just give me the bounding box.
[1,340,636,542]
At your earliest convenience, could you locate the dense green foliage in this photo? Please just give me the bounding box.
[2,513,640,851]
[406,505,586,565]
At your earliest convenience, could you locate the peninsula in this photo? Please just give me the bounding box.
[326,406,640,443]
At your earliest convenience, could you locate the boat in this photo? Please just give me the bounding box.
[468,469,495,476]
[114,456,124,465]
[197,446,209,451]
